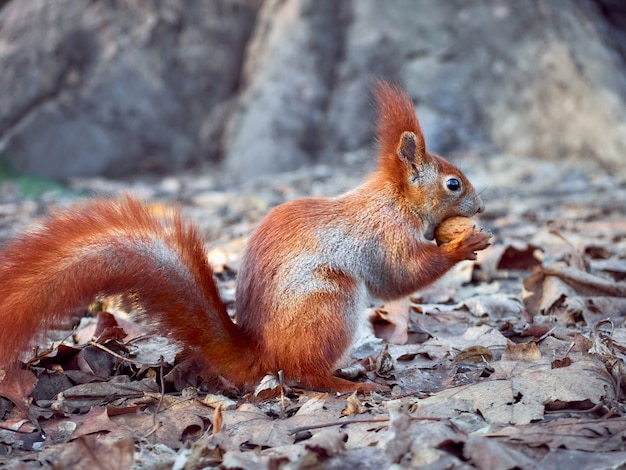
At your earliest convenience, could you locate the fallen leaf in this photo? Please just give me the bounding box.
[422,325,509,360]
[486,417,626,452]
[212,406,223,435]
[461,294,524,320]
[0,369,37,411]
[370,297,411,344]
[524,266,626,317]
[452,346,493,363]
[496,240,543,271]
[502,341,542,361]
[302,428,347,463]
[55,435,134,469]
[341,392,366,416]
[464,434,538,469]
[383,401,411,464]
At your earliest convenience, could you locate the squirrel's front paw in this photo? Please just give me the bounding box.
[458,227,491,259]
[437,217,491,261]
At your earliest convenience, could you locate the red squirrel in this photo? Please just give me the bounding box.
[0,82,490,393]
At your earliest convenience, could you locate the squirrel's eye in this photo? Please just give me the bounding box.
[446,178,461,191]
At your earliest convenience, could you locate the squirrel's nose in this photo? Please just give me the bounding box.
[476,200,485,214]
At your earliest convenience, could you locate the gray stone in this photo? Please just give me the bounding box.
[0,0,257,178]
[223,0,349,176]
[1,0,625,179]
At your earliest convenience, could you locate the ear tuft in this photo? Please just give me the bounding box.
[374,81,424,157]
[397,131,417,166]
[374,81,427,184]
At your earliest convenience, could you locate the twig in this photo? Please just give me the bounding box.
[537,325,559,342]
[0,424,39,435]
[87,340,142,366]
[386,390,431,400]
[288,416,441,435]
[544,402,604,415]
[153,356,166,426]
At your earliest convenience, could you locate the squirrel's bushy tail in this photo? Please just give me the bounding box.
[0,196,260,386]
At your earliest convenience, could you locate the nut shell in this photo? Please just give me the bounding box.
[435,216,477,246]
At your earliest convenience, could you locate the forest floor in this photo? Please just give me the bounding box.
[0,152,625,469]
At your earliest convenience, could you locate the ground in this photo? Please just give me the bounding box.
[0,153,625,469]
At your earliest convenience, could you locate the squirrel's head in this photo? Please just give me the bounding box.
[374,81,484,240]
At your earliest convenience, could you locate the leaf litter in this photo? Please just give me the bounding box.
[0,154,626,468]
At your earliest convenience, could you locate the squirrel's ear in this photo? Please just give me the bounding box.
[397,131,430,183]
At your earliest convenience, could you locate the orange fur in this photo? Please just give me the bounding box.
[0,81,490,393]
[0,197,262,387]
[375,81,424,186]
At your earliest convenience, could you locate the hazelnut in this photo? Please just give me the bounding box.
[435,216,478,246]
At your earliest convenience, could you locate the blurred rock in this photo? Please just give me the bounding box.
[1,0,625,179]
[0,0,258,178]
[223,0,349,175]
[320,0,626,175]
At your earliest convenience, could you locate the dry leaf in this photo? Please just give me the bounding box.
[375,343,395,378]
[302,428,347,462]
[464,434,537,470]
[496,240,542,271]
[422,325,509,360]
[453,346,493,363]
[502,341,542,361]
[524,266,626,317]
[212,406,223,435]
[383,401,412,464]
[55,435,134,470]
[254,373,282,397]
[341,392,366,416]
[201,393,237,410]
[70,406,119,439]
[0,368,37,411]
[337,362,368,380]
[462,294,524,319]
[1,149,625,468]
[370,296,411,344]
[486,418,626,452]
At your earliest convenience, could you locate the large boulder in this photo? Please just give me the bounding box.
[1,0,625,179]
[229,0,626,176]
[0,0,257,178]
[223,0,349,175]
